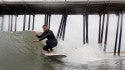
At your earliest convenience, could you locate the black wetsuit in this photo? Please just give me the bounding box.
[36,30,58,52]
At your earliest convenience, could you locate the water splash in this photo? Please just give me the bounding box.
[54,40,104,64]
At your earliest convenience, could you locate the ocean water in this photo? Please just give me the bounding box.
[0,31,125,70]
[0,14,125,70]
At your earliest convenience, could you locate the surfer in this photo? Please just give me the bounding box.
[33,24,58,54]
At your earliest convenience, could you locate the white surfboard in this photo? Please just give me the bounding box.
[45,53,66,58]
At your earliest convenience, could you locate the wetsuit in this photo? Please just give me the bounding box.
[36,30,58,52]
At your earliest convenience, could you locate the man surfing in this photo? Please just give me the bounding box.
[33,24,58,54]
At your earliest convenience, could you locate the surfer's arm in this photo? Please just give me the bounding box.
[39,32,50,41]
[36,34,44,38]
[33,35,43,42]
[39,35,47,41]
[36,31,47,38]
[38,37,45,41]
[32,31,44,38]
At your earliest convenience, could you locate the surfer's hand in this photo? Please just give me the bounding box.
[32,31,38,35]
[33,40,39,43]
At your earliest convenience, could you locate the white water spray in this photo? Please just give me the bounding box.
[54,40,104,64]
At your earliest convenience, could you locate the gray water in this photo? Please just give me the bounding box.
[0,31,125,70]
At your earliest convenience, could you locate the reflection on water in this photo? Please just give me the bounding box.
[0,31,125,70]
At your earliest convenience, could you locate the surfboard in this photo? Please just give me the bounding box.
[45,53,66,58]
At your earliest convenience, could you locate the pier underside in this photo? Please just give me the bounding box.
[0,1,125,15]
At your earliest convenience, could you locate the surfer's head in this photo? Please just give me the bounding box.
[42,24,49,32]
